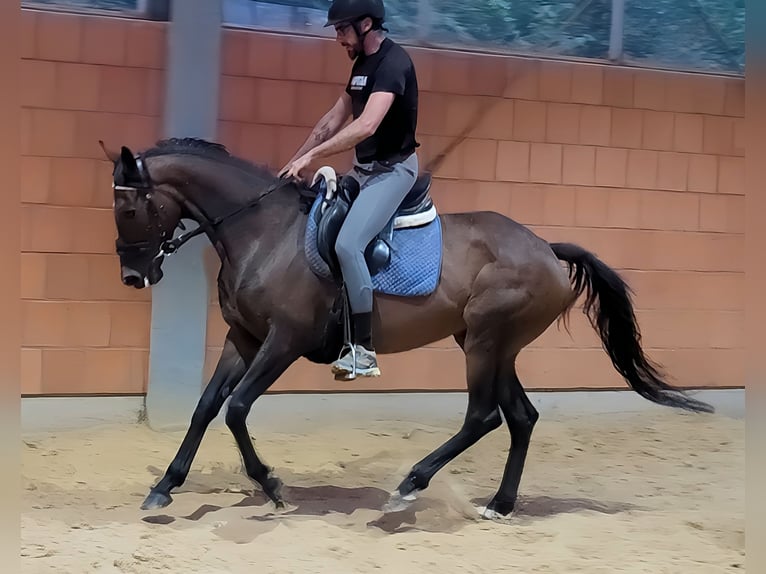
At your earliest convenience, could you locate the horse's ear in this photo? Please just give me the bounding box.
[119,145,138,173]
[98,140,121,164]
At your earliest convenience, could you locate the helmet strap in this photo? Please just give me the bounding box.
[352,19,371,40]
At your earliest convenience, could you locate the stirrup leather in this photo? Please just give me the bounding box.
[331,288,380,380]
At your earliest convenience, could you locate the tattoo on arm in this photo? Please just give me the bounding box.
[288,120,330,163]
[285,98,348,166]
[313,122,331,144]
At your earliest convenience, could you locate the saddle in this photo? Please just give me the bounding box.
[309,166,437,282]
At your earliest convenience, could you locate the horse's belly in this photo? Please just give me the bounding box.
[374,277,468,354]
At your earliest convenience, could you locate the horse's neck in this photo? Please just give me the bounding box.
[165,159,303,265]
[175,166,248,221]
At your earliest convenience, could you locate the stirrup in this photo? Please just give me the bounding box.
[334,287,358,381]
[332,344,380,380]
[332,285,381,380]
[333,344,358,381]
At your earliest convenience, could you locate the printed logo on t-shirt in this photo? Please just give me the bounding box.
[349,75,368,90]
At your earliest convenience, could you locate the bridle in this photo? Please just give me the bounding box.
[113,155,179,262]
[113,153,292,263]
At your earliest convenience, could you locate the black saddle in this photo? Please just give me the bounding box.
[312,170,435,283]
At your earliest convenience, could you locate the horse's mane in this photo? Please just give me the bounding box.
[142,137,280,184]
[141,137,318,210]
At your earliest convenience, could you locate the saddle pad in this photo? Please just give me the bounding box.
[303,193,443,297]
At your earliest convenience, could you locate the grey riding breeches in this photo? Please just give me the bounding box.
[334,152,419,315]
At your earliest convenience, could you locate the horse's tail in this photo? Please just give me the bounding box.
[549,242,714,414]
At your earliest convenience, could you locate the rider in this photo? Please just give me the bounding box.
[279,0,420,379]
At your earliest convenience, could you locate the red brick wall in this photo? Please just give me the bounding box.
[19,10,745,395]
[20,9,166,395]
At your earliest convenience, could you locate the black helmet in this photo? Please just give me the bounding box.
[324,0,385,27]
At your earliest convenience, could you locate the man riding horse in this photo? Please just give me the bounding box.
[279,0,420,379]
[103,0,714,520]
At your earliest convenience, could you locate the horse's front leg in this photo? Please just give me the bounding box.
[141,333,251,510]
[224,326,300,508]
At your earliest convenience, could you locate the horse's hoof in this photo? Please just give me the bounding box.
[475,505,509,520]
[141,490,172,511]
[271,498,299,516]
[477,498,515,521]
[382,489,419,513]
[264,475,284,503]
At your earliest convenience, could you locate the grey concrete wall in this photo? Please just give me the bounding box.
[21,389,745,433]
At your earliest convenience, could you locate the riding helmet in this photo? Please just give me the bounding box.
[324,0,385,27]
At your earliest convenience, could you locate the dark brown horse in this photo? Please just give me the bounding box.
[101,137,713,520]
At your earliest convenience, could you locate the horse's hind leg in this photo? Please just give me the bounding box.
[386,337,502,511]
[481,359,539,519]
[141,334,249,510]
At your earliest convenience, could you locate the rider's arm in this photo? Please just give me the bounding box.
[305,92,394,161]
[284,93,352,165]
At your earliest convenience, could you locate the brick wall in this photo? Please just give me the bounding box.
[20,9,166,395]
[19,10,745,395]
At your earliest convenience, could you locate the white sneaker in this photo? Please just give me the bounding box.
[331,345,381,379]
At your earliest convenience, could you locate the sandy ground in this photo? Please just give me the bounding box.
[21,408,743,573]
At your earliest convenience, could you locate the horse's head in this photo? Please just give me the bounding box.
[101,141,184,289]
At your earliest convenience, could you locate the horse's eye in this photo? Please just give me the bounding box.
[124,209,136,219]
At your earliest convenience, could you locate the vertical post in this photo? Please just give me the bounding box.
[0,1,20,569]
[745,35,766,573]
[139,0,171,21]
[145,0,221,431]
[608,0,625,62]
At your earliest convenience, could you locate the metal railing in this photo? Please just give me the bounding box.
[22,0,745,75]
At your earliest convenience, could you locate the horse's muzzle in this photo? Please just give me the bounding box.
[121,267,144,288]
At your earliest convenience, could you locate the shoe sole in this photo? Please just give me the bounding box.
[331,364,381,378]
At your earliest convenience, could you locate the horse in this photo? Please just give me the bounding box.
[100,136,714,520]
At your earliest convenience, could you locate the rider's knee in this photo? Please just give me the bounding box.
[334,228,359,261]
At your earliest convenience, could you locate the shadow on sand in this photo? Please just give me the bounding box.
[141,467,644,539]
[502,495,643,518]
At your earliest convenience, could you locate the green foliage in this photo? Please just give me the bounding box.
[276,0,744,72]
[402,0,612,60]
[623,0,744,72]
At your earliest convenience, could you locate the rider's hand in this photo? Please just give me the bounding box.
[277,161,292,178]
[279,152,314,181]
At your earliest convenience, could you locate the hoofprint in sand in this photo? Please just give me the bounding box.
[22,410,743,573]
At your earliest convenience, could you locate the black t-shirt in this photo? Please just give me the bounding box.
[345,37,419,164]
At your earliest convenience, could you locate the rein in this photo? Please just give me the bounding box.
[114,154,292,262]
[159,178,287,256]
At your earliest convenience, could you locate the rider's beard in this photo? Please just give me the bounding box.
[343,38,362,60]
[346,46,359,60]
